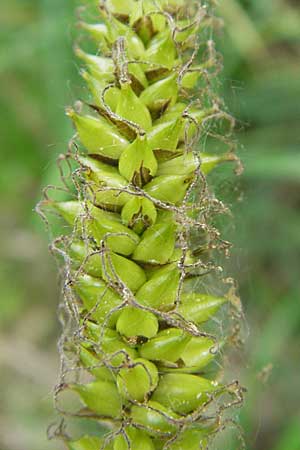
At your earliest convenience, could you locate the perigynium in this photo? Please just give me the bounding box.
[38,0,245,449]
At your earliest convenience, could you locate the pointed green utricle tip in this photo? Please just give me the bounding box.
[148,117,184,153]
[67,436,108,450]
[79,22,108,52]
[81,70,120,110]
[74,48,114,77]
[83,325,138,365]
[113,427,155,450]
[143,30,177,71]
[79,346,114,381]
[105,0,137,16]
[116,306,159,339]
[117,83,152,130]
[130,1,166,44]
[136,263,180,309]
[176,337,218,373]
[70,380,122,417]
[201,152,237,175]
[117,358,159,401]
[47,200,81,226]
[166,427,210,450]
[52,199,140,256]
[73,272,122,326]
[152,373,219,414]
[144,174,194,204]
[121,196,157,234]
[68,111,128,160]
[130,400,179,435]
[139,328,191,363]
[132,218,176,264]
[157,152,198,176]
[119,135,157,186]
[176,293,228,324]
[140,73,178,115]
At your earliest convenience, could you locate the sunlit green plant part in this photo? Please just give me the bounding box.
[39,0,244,448]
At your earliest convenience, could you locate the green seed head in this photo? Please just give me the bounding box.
[39,0,243,448]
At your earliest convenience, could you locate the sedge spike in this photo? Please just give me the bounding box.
[39,1,245,449]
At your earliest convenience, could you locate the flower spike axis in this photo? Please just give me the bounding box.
[39,0,245,449]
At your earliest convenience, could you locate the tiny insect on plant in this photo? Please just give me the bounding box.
[37,0,245,448]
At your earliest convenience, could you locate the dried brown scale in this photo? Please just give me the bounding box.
[37,0,245,449]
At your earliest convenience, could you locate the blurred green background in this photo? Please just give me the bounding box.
[0,0,299,449]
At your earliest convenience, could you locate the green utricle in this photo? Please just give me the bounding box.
[45,0,239,449]
[67,436,112,450]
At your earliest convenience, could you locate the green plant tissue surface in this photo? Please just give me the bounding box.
[0,0,299,449]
